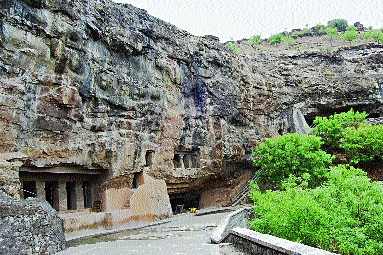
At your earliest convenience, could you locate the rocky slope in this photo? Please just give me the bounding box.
[0,192,65,254]
[1,0,382,200]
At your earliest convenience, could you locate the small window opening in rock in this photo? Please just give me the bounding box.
[173,154,182,168]
[183,154,192,169]
[82,181,92,209]
[45,181,59,210]
[132,173,140,189]
[145,150,154,167]
[66,182,77,210]
[22,181,36,199]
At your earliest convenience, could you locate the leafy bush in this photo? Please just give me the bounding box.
[268,33,283,44]
[249,164,383,254]
[325,27,339,46]
[252,133,334,187]
[325,27,339,35]
[361,31,374,42]
[340,123,383,164]
[346,25,358,31]
[225,42,241,53]
[342,30,358,44]
[313,24,326,34]
[246,35,261,47]
[311,109,368,149]
[328,18,349,32]
[291,28,314,38]
[372,29,383,44]
[282,36,295,44]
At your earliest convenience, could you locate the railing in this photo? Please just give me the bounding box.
[20,189,37,197]
[226,175,257,206]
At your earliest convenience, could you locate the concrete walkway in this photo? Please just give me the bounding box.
[57,208,248,255]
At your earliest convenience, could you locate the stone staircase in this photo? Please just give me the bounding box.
[227,176,256,206]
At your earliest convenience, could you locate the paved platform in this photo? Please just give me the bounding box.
[57,208,249,255]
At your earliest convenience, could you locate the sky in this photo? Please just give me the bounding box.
[113,0,383,42]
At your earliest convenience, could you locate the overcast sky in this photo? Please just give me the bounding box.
[113,0,383,42]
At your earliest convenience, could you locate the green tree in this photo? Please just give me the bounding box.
[325,27,339,46]
[340,123,383,164]
[328,18,349,32]
[311,108,368,150]
[252,133,334,187]
[342,30,358,45]
[268,33,283,44]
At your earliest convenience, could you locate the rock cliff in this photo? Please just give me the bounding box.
[1,0,382,203]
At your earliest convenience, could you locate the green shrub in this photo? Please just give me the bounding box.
[361,31,374,42]
[252,133,334,187]
[311,109,368,149]
[372,29,383,44]
[282,36,295,44]
[249,164,383,254]
[342,30,358,44]
[325,27,339,46]
[246,35,261,47]
[225,41,241,53]
[268,33,283,44]
[325,27,339,35]
[340,123,383,164]
[313,24,326,34]
[291,28,314,38]
[328,18,349,32]
[346,25,358,31]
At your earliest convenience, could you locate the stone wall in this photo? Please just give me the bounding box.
[0,192,65,255]
[226,227,338,255]
[211,207,338,255]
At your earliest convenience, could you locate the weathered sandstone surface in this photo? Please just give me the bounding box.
[1,0,382,203]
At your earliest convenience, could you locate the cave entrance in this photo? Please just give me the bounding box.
[66,182,76,210]
[132,171,143,189]
[45,181,59,211]
[169,192,200,214]
[19,167,105,212]
[83,181,92,209]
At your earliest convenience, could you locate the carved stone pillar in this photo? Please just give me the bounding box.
[75,181,84,210]
[36,181,45,200]
[58,181,67,211]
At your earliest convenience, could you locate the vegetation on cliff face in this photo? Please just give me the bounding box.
[228,18,383,53]
[250,110,383,254]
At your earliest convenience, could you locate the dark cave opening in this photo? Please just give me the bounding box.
[169,192,201,214]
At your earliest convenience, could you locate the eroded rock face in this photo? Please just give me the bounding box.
[0,192,66,254]
[0,0,382,199]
